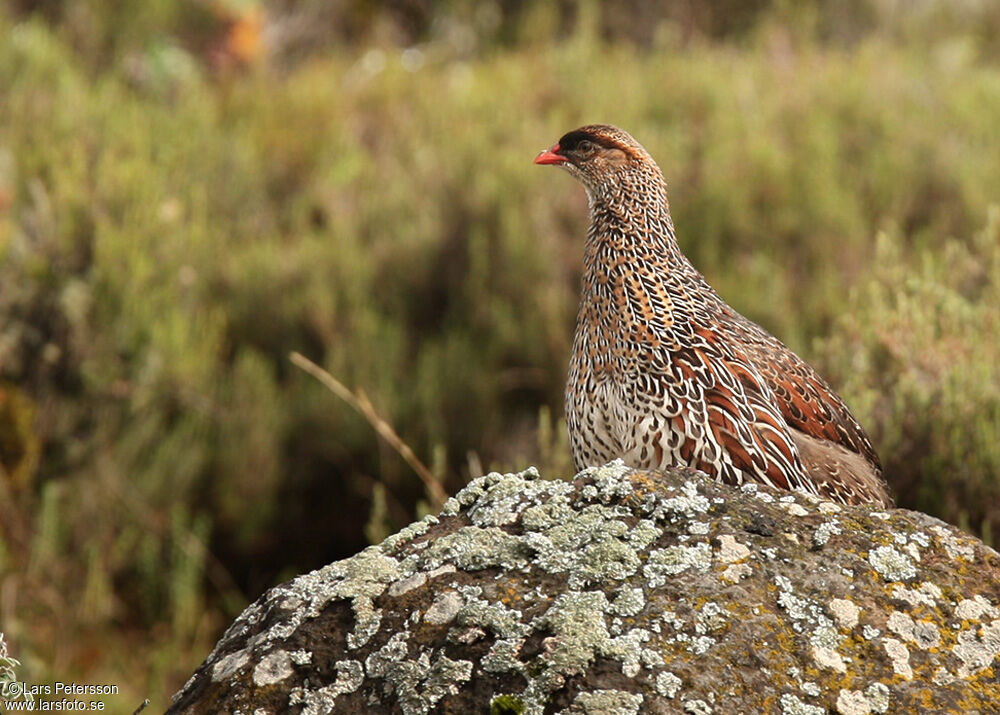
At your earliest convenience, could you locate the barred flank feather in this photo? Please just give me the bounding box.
[537,124,892,507]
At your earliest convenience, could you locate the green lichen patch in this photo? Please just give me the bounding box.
[571,689,643,714]
[868,545,917,582]
[422,525,528,571]
[644,542,712,586]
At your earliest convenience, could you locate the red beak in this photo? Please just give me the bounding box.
[534,144,566,165]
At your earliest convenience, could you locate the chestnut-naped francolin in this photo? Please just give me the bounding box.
[535,124,891,507]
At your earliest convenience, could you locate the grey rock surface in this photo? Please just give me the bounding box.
[168,463,1000,714]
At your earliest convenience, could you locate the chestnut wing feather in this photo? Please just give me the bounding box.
[663,332,820,497]
[716,307,882,474]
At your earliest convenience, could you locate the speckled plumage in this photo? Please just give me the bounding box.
[536,124,892,507]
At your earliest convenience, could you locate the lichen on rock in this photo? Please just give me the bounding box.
[168,463,1000,714]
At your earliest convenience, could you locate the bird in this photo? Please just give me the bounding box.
[534,124,892,507]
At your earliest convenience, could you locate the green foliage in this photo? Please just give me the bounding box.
[13,0,1000,68]
[1,4,1000,711]
[491,693,526,715]
[820,211,1000,542]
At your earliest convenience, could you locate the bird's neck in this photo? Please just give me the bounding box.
[582,175,687,278]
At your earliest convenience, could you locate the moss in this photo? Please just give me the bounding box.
[490,694,525,715]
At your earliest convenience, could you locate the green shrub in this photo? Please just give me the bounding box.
[820,210,1000,541]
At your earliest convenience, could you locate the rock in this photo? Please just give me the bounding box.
[168,462,1000,714]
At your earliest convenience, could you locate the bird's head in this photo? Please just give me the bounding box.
[534,124,662,201]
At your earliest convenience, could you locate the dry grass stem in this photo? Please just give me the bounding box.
[289,352,448,509]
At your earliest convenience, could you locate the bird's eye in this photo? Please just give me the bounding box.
[576,140,596,154]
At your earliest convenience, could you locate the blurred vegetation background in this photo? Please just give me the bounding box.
[1,0,1000,710]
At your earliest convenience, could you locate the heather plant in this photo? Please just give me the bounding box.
[1,4,1000,710]
[820,211,1000,542]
